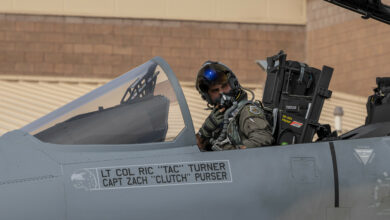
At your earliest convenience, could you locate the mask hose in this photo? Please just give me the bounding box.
[211,101,239,151]
[242,86,255,101]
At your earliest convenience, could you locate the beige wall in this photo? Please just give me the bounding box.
[4,0,387,97]
[306,0,390,96]
[0,14,305,84]
[0,0,306,25]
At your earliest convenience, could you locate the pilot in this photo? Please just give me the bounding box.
[195,61,274,151]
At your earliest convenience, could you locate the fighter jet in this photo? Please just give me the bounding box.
[0,54,388,220]
[1,1,390,219]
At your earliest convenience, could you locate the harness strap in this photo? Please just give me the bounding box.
[231,100,252,118]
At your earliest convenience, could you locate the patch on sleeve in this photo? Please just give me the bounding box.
[249,105,261,115]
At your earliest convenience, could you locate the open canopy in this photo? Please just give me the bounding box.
[21,57,196,147]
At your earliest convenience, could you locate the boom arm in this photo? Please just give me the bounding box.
[325,0,390,24]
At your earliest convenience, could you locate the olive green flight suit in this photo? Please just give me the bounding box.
[210,103,274,150]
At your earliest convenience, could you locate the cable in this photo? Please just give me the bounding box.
[242,87,255,101]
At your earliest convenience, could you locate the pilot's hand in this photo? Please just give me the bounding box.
[215,104,226,113]
[218,107,226,113]
[199,108,224,138]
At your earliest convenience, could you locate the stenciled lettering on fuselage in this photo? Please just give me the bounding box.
[70,160,232,190]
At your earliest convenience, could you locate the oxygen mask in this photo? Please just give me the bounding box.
[218,93,234,109]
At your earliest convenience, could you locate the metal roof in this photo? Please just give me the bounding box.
[0,75,367,137]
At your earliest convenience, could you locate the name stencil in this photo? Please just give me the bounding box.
[71,160,232,190]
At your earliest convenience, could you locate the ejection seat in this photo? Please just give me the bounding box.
[259,51,334,145]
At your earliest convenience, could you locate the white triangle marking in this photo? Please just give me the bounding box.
[354,148,374,165]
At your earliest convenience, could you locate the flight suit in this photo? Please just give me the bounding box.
[207,102,274,150]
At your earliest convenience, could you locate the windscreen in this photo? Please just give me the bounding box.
[23,60,185,145]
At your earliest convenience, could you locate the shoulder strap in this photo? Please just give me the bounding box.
[231,100,252,118]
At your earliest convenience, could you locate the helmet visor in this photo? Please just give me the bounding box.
[202,67,228,85]
[203,68,218,81]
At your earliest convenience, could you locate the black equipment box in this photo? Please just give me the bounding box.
[365,77,390,125]
[262,51,333,144]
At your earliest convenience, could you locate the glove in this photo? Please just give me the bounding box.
[198,109,224,139]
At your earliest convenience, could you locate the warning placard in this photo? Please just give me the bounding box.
[71,160,232,190]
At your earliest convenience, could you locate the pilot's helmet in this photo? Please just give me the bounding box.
[195,61,241,105]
